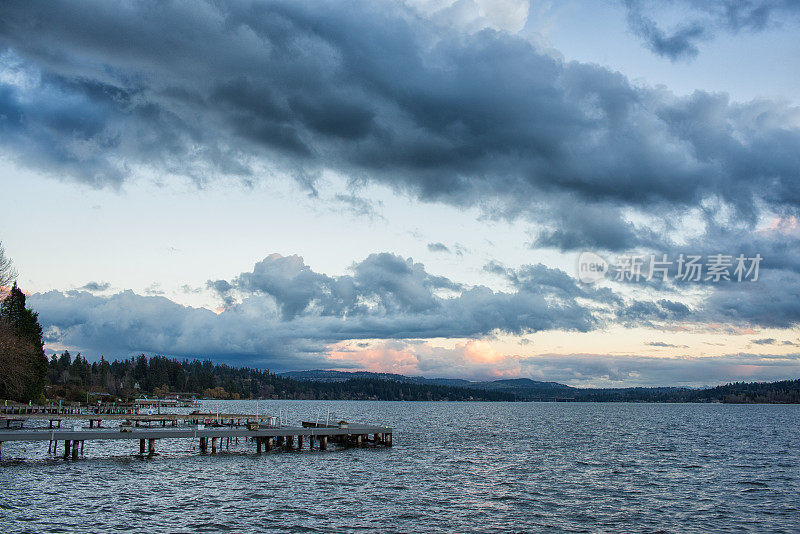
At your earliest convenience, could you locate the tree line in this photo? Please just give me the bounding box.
[513,382,800,403]
[45,352,515,402]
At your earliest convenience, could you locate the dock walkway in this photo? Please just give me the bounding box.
[1,412,284,428]
[0,417,393,459]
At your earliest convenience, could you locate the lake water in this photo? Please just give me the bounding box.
[2,401,799,533]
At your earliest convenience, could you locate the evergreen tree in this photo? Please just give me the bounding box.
[0,283,48,401]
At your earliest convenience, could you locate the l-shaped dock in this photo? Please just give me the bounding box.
[0,413,393,460]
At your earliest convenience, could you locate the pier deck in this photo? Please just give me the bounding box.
[0,420,393,459]
[1,413,284,426]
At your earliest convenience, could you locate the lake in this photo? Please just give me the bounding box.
[1,401,798,533]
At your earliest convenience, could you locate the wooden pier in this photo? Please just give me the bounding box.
[0,416,393,459]
[1,412,283,429]
[0,399,198,416]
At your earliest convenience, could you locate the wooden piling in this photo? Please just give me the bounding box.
[148,438,156,455]
[320,436,327,450]
[64,440,71,459]
[140,439,145,455]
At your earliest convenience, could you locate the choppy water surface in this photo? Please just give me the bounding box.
[2,401,799,533]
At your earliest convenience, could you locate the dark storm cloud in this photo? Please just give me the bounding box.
[517,351,800,386]
[616,299,692,327]
[751,338,776,345]
[624,1,709,61]
[209,253,600,332]
[333,193,384,220]
[646,341,688,348]
[624,0,800,61]
[0,0,798,251]
[427,242,451,253]
[29,289,330,369]
[206,279,235,307]
[640,222,800,328]
[487,260,624,309]
[561,215,800,328]
[79,281,110,292]
[531,201,665,251]
[702,268,800,328]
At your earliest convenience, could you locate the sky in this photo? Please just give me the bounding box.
[0,0,799,387]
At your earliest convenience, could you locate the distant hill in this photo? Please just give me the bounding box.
[42,354,516,402]
[283,371,583,401]
[280,369,460,384]
[689,379,800,403]
[281,370,800,403]
[463,378,576,400]
[40,355,800,404]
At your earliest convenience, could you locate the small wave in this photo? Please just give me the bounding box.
[188,522,239,532]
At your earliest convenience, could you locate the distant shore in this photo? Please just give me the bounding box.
[5,353,795,406]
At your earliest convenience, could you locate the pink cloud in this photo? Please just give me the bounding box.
[325,339,522,379]
[761,215,800,236]
[322,340,800,386]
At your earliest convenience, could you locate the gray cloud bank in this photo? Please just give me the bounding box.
[25,252,800,378]
[409,344,800,386]
[31,253,609,368]
[521,352,800,387]
[0,0,798,253]
[79,281,110,292]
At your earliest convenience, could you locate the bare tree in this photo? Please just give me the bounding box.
[0,241,18,289]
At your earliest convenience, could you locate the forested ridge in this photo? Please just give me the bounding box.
[41,352,800,404]
[43,352,515,402]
